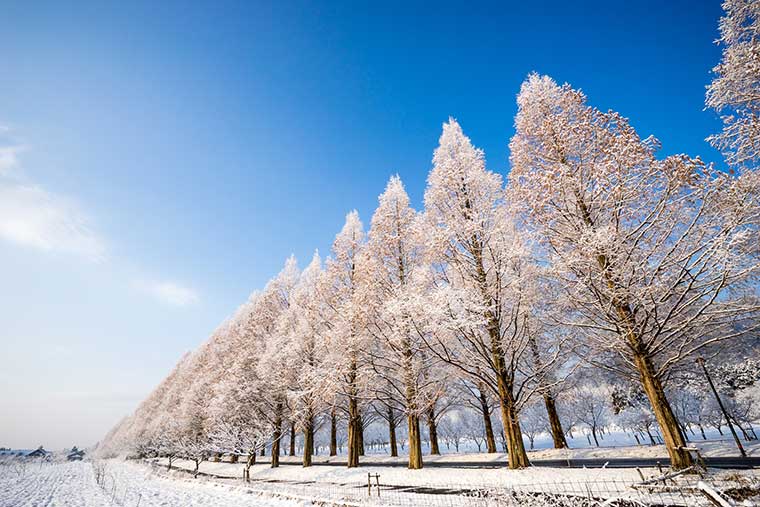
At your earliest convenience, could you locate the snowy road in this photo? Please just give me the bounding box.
[0,460,307,507]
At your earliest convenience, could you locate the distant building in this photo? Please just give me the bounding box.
[67,446,85,461]
[0,446,50,459]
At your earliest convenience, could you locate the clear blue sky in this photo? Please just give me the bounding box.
[0,0,724,449]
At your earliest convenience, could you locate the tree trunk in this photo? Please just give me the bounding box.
[388,406,398,457]
[497,376,530,469]
[543,392,568,449]
[591,427,600,446]
[329,409,337,456]
[633,351,692,469]
[244,452,255,482]
[357,413,365,456]
[289,422,296,457]
[303,412,314,467]
[698,424,707,440]
[271,403,282,468]
[528,334,568,449]
[408,412,423,469]
[347,396,360,467]
[478,386,497,453]
[427,406,440,455]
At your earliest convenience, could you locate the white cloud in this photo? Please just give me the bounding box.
[0,146,22,176]
[135,280,200,307]
[0,182,106,261]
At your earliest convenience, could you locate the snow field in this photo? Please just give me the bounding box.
[0,459,311,507]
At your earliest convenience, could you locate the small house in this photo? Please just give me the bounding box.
[67,446,85,461]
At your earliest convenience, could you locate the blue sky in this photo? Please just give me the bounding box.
[0,0,725,449]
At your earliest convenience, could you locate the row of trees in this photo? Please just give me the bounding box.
[100,1,760,471]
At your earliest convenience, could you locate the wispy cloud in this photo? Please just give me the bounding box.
[0,145,23,176]
[135,279,200,307]
[0,182,106,261]
[0,131,105,261]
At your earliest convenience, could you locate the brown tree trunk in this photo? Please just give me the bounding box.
[329,409,337,456]
[634,351,691,469]
[544,392,568,449]
[303,412,314,467]
[357,413,365,456]
[497,373,529,469]
[478,386,497,453]
[427,406,440,455]
[271,402,282,468]
[347,396,360,467]
[388,406,398,457]
[289,422,296,457]
[408,412,423,469]
[528,334,568,449]
[244,452,255,481]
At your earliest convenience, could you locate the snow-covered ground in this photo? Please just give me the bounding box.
[154,455,760,507]
[0,459,308,507]
[0,460,110,507]
[3,456,757,507]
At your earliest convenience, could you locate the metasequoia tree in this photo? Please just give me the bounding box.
[321,211,370,468]
[357,175,439,469]
[416,119,546,469]
[282,252,329,467]
[255,256,300,468]
[209,294,271,473]
[706,0,760,167]
[509,73,760,468]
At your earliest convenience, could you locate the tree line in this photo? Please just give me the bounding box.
[99,0,760,472]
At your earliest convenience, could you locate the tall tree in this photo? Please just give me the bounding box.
[706,0,760,168]
[255,256,301,468]
[358,175,438,469]
[321,211,369,468]
[509,73,760,468]
[417,119,543,469]
[282,252,329,467]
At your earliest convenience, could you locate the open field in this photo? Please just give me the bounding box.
[0,459,305,507]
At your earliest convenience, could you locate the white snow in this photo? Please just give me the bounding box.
[0,459,309,507]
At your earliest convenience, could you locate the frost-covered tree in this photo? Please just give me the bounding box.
[255,256,300,467]
[520,402,549,450]
[568,384,610,447]
[321,211,370,468]
[706,0,760,167]
[509,73,760,469]
[281,252,330,467]
[456,379,498,453]
[357,175,437,468]
[416,119,542,469]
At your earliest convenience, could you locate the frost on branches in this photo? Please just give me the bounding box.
[99,30,760,474]
[706,0,760,167]
[509,73,760,469]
